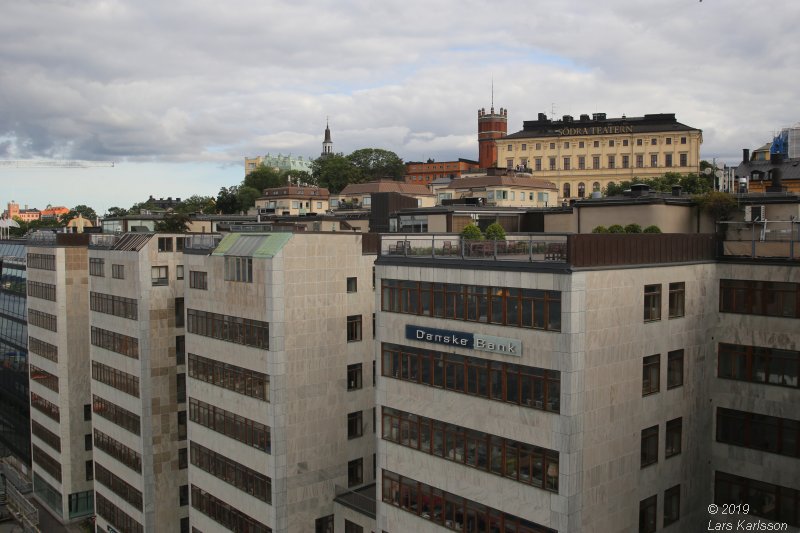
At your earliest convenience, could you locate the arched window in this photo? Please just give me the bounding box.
[578,183,586,198]
[563,183,571,198]
[593,182,601,193]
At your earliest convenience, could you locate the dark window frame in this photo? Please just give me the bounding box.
[665,417,682,458]
[668,282,685,318]
[644,284,661,322]
[642,354,660,396]
[667,349,684,389]
[641,425,659,468]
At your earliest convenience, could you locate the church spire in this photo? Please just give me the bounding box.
[321,117,333,157]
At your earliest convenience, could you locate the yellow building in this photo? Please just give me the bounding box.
[255,186,330,215]
[497,112,702,199]
[438,172,558,207]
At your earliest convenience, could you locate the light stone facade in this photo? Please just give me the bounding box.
[89,234,188,532]
[185,232,377,532]
[27,240,94,522]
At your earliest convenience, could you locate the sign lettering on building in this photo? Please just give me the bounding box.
[405,325,522,356]
[554,125,634,136]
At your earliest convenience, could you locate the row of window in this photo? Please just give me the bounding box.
[509,137,689,152]
[643,282,685,322]
[31,392,60,422]
[27,281,56,301]
[716,471,799,527]
[642,350,684,396]
[508,153,690,173]
[382,470,556,533]
[30,364,59,393]
[90,291,138,320]
[32,444,62,482]
[31,420,61,453]
[27,253,56,271]
[92,360,140,397]
[95,462,143,510]
[381,280,562,331]
[188,397,271,453]
[94,429,142,473]
[224,256,253,283]
[96,492,143,533]
[188,352,269,401]
[718,342,798,389]
[719,279,799,318]
[190,441,272,504]
[29,336,58,362]
[186,309,269,350]
[191,485,272,533]
[93,395,140,435]
[28,309,57,332]
[382,343,561,412]
[716,407,799,458]
[641,418,682,468]
[484,190,550,203]
[91,326,139,359]
[639,485,681,533]
[157,236,185,252]
[383,406,559,492]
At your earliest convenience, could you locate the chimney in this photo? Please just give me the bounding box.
[766,153,786,192]
[742,148,750,164]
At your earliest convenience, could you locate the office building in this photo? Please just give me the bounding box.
[405,159,481,186]
[184,231,377,532]
[498,113,702,199]
[25,233,94,522]
[88,233,189,532]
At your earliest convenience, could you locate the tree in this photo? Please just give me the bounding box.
[461,223,483,240]
[244,165,286,193]
[282,169,313,186]
[312,154,363,193]
[346,148,405,181]
[154,212,190,233]
[694,191,737,222]
[175,195,215,215]
[216,186,242,214]
[625,223,642,233]
[236,186,261,211]
[643,225,662,233]
[60,205,97,224]
[485,222,506,241]
[592,226,609,233]
[105,206,129,218]
[128,198,157,215]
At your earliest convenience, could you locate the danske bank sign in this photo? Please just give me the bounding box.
[405,325,522,356]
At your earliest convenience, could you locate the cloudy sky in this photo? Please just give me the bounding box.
[1,0,797,215]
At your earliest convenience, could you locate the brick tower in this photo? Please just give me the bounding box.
[478,104,507,169]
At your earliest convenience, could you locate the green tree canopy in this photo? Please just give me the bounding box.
[603,171,713,197]
[215,186,242,214]
[105,206,129,218]
[60,205,98,224]
[175,195,215,215]
[346,148,405,181]
[237,186,261,211]
[154,212,190,233]
[244,165,286,193]
[312,154,363,193]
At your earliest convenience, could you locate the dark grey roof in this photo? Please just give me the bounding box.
[505,113,700,140]
[736,158,800,181]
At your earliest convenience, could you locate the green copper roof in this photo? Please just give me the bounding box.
[212,233,292,258]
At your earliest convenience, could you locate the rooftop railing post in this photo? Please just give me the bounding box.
[751,223,756,258]
[493,239,497,260]
[460,236,465,259]
[529,235,533,262]
[431,235,435,259]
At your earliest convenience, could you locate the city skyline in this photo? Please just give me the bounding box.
[1,0,798,214]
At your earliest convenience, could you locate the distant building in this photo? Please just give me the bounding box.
[40,206,70,220]
[737,127,800,194]
[498,112,702,200]
[332,180,435,210]
[404,159,480,186]
[321,119,333,158]
[478,105,508,168]
[5,201,41,222]
[437,171,558,208]
[255,186,331,216]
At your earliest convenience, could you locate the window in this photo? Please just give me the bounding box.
[622,155,630,168]
[716,407,800,458]
[96,493,143,533]
[191,486,270,533]
[177,373,186,403]
[578,141,584,148]
[636,138,643,146]
[642,355,660,396]
[681,137,687,144]
[665,153,673,167]
[644,284,661,321]
[593,140,599,148]
[92,361,139,397]
[27,253,56,270]
[178,448,187,469]
[592,156,600,169]
[667,350,684,389]
[592,182,600,193]
[175,297,184,328]
[549,157,556,170]
[563,142,569,149]
[315,516,334,533]
[563,157,570,170]
[639,495,657,533]
[347,363,362,391]
[178,411,187,440]
[179,485,189,506]
[346,276,357,293]
[650,154,658,167]
[608,139,614,147]
[521,143,527,151]
[636,154,644,168]
[89,258,104,277]
[507,144,513,151]
[187,308,269,349]
[94,429,141,473]
[344,520,363,533]
[190,442,271,503]
[535,158,542,171]
[189,270,207,289]
[578,156,586,170]
[549,142,555,149]
[348,458,363,487]
[176,265,184,280]
[506,159,514,169]
[718,342,798,388]
[641,425,659,468]
[577,183,586,198]
[112,264,124,279]
[666,137,672,145]
[623,139,629,146]
[158,237,173,252]
[680,153,688,166]
[715,472,800,527]
[85,434,92,451]
[665,418,682,458]
[176,335,185,364]
[151,266,168,286]
[651,138,657,145]
[86,460,94,481]
[189,398,271,452]
[347,315,362,342]
[84,404,91,421]
[719,279,800,318]
[27,281,56,301]
[28,309,57,332]
[92,395,140,435]
[348,411,363,439]
[224,256,253,283]
[535,143,541,150]
[91,292,138,320]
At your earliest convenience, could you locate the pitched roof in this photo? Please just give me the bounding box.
[338,180,432,196]
[444,175,558,190]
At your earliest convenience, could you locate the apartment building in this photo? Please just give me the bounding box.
[498,112,702,199]
[374,229,798,532]
[183,231,377,532]
[25,233,94,522]
[88,233,189,532]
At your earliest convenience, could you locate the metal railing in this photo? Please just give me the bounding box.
[720,220,800,260]
[380,233,569,263]
[334,483,376,519]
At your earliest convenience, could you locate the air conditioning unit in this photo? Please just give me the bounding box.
[744,205,765,222]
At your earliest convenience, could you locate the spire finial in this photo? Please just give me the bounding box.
[491,77,494,108]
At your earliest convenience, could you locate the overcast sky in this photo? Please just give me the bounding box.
[1,0,797,215]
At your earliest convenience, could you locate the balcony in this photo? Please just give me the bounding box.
[334,483,376,519]
[720,220,800,261]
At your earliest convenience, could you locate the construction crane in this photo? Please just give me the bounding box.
[0,159,115,169]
